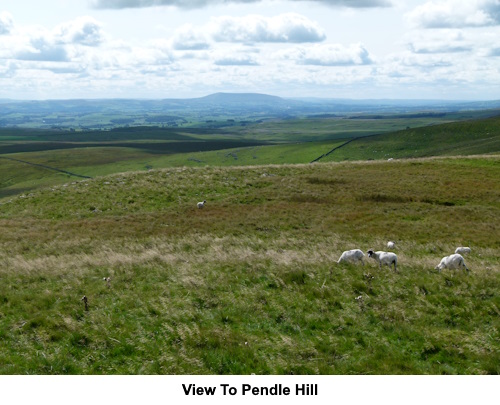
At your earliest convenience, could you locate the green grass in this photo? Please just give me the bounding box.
[0,141,343,199]
[1,116,497,199]
[321,115,500,161]
[233,116,458,142]
[2,113,500,199]
[0,156,498,374]
[134,141,347,167]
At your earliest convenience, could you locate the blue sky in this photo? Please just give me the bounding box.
[0,0,499,99]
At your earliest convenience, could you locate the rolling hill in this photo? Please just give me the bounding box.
[0,156,498,374]
[1,112,500,200]
[318,114,500,162]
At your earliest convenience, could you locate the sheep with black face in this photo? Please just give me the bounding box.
[367,250,398,272]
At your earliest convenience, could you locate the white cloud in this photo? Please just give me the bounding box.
[54,16,105,46]
[214,54,259,65]
[0,59,16,78]
[406,30,473,54]
[0,11,14,35]
[15,36,70,62]
[282,43,373,65]
[91,0,392,10]
[489,47,500,56]
[398,53,454,69]
[209,13,326,43]
[171,24,210,50]
[407,0,500,28]
[165,12,326,50]
[2,16,106,64]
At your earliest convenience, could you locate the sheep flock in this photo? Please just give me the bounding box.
[337,243,472,273]
[198,201,472,274]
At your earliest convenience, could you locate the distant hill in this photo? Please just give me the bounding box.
[194,92,287,105]
[1,93,500,130]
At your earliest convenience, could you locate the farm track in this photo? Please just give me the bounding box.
[0,156,92,179]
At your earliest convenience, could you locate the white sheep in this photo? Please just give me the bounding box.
[197,200,206,209]
[387,241,395,249]
[435,253,469,273]
[367,250,398,272]
[455,247,471,255]
[337,249,365,265]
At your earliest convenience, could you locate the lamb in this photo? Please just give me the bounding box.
[435,253,469,273]
[337,249,365,265]
[197,200,206,209]
[455,247,471,255]
[387,241,395,249]
[367,250,398,272]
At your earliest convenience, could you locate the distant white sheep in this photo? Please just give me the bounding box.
[435,253,469,273]
[197,200,206,209]
[387,241,395,249]
[455,247,471,255]
[103,277,111,288]
[337,249,365,265]
[367,250,398,272]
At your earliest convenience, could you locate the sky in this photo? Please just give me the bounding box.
[0,0,499,100]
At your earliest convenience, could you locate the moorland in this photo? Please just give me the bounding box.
[0,94,499,374]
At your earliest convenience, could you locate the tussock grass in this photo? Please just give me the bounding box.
[0,156,499,374]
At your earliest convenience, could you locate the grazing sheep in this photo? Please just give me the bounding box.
[197,200,206,209]
[435,253,469,273]
[367,250,398,272]
[337,249,365,265]
[455,247,471,255]
[387,241,395,249]
[103,277,111,288]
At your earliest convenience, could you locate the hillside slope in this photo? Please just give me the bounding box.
[320,114,500,162]
[0,157,498,374]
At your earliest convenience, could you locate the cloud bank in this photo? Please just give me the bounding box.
[285,43,373,66]
[0,11,14,35]
[3,16,105,63]
[214,54,259,65]
[209,13,326,43]
[408,0,500,28]
[1,1,499,100]
[91,0,392,10]
[55,16,105,46]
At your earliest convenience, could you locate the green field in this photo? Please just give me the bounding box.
[2,113,500,199]
[320,115,500,162]
[0,156,499,374]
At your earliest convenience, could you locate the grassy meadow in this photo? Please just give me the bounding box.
[0,156,499,374]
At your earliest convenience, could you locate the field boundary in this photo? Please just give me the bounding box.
[0,156,92,179]
[310,133,385,163]
[310,139,356,163]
